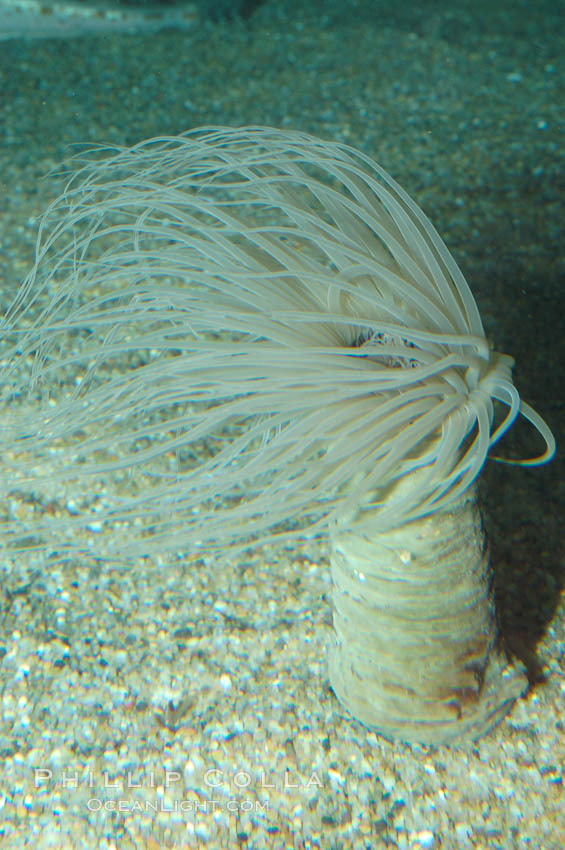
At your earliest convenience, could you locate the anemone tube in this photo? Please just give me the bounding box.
[1,127,555,743]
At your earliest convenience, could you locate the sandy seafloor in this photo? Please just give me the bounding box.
[0,0,563,847]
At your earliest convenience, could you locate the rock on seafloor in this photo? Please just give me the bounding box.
[0,0,198,39]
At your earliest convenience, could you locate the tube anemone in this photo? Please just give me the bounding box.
[0,127,555,743]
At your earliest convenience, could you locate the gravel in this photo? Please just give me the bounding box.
[0,1,563,846]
